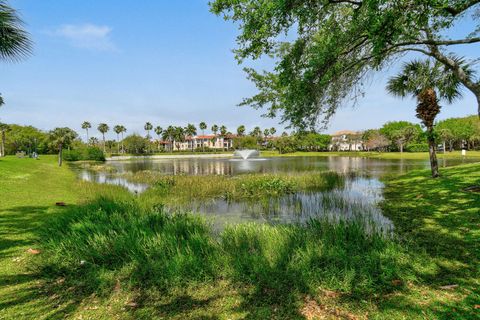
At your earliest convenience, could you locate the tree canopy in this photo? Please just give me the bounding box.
[211,0,480,130]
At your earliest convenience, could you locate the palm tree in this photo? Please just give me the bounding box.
[387,59,465,178]
[173,126,185,151]
[185,123,197,151]
[144,122,153,153]
[97,123,109,153]
[237,125,246,136]
[251,126,261,137]
[162,126,175,151]
[81,121,91,142]
[199,122,207,151]
[113,125,123,153]
[0,2,32,62]
[120,126,127,153]
[89,137,99,147]
[48,127,77,166]
[154,126,163,151]
[0,2,32,106]
[0,122,10,157]
[270,127,276,136]
[220,125,228,150]
[144,122,153,139]
[211,124,218,136]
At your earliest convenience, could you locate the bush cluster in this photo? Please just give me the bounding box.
[405,143,429,152]
[62,147,105,161]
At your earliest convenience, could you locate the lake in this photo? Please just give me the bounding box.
[74,156,478,231]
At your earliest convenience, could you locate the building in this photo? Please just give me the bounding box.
[329,130,363,151]
[160,134,235,151]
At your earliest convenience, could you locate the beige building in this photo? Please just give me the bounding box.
[329,130,363,151]
[161,134,235,151]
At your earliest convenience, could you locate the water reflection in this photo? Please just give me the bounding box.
[103,156,476,177]
[73,156,479,229]
[176,177,392,234]
[79,170,148,193]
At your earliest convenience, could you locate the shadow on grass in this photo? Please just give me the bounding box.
[381,164,480,318]
[0,205,89,319]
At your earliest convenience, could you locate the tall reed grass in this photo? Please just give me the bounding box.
[123,171,345,204]
[37,196,425,303]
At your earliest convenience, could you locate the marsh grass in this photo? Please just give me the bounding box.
[36,194,424,315]
[122,171,345,204]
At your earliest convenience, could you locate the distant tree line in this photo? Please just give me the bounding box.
[1,115,478,164]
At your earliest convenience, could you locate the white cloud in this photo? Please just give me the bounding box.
[48,24,117,51]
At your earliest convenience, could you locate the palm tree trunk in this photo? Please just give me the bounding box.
[117,134,120,153]
[58,143,63,167]
[427,128,439,178]
[121,132,124,153]
[0,130,5,157]
[443,141,446,154]
[86,129,89,143]
[102,134,106,153]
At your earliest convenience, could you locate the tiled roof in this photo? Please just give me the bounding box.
[331,130,359,136]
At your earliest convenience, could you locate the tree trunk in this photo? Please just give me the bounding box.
[86,129,89,143]
[427,129,439,178]
[58,143,63,167]
[0,130,5,157]
[102,134,106,153]
[443,141,446,154]
[400,143,403,153]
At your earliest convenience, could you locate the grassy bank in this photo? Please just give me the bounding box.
[261,150,480,159]
[380,162,480,319]
[0,156,80,319]
[1,155,479,319]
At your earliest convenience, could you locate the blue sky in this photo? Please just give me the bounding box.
[1,0,478,141]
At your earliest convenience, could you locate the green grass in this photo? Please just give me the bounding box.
[380,162,480,319]
[261,150,480,159]
[1,155,479,319]
[37,197,417,319]
[0,156,133,319]
[0,156,80,319]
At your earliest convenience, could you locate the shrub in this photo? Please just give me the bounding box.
[62,149,81,161]
[63,147,105,161]
[405,143,429,152]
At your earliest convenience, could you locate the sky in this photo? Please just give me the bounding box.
[0,0,479,141]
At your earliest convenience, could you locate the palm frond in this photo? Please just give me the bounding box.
[0,1,32,62]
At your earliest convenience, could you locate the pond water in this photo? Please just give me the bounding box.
[73,156,478,231]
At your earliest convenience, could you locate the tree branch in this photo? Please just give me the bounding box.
[397,37,480,47]
[444,0,480,16]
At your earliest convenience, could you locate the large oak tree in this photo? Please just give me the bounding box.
[210,0,480,129]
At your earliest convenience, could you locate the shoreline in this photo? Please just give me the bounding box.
[106,153,234,161]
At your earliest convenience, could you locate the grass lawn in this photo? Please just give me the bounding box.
[0,155,80,319]
[380,163,480,319]
[261,150,480,160]
[0,155,479,319]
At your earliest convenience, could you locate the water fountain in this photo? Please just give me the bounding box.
[233,149,260,160]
